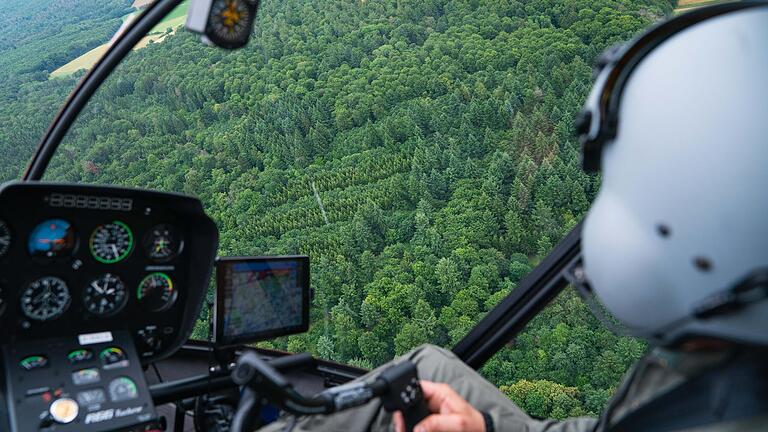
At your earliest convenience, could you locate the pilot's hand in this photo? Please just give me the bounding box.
[393,381,485,432]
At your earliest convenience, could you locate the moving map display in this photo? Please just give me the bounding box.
[215,256,309,347]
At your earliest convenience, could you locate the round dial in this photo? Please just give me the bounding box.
[100,347,128,369]
[108,377,138,402]
[143,224,182,262]
[21,276,71,321]
[209,0,254,46]
[83,273,128,316]
[28,219,77,259]
[67,349,93,364]
[0,219,10,257]
[137,273,177,312]
[19,355,48,371]
[90,221,133,264]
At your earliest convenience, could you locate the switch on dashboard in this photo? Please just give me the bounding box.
[137,326,162,354]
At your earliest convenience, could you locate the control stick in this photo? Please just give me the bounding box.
[230,351,430,432]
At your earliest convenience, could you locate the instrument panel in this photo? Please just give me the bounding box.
[0,182,218,363]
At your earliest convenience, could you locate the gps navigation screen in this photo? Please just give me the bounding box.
[215,256,310,346]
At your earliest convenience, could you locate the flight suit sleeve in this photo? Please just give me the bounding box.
[258,344,598,432]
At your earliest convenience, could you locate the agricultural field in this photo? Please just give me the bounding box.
[675,0,734,13]
[50,0,189,78]
[49,44,111,78]
[149,0,189,33]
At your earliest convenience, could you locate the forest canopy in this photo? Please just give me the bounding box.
[0,0,676,419]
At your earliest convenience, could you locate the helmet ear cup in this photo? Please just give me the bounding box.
[577,43,624,173]
[594,43,625,76]
[576,2,764,174]
[576,110,602,173]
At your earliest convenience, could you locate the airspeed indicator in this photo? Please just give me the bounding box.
[90,221,133,264]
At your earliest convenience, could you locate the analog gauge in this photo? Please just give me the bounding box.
[21,276,71,321]
[209,0,256,47]
[83,274,128,317]
[143,224,183,262]
[67,349,94,365]
[108,377,138,402]
[71,368,100,386]
[28,219,77,259]
[19,355,48,371]
[0,219,10,257]
[137,273,176,312]
[90,221,133,264]
[100,347,128,369]
[77,388,106,407]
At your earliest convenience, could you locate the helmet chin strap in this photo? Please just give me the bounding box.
[568,265,768,345]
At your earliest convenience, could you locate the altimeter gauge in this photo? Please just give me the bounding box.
[90,221,134,264]
[84,273,128,316]
[21,276,71,321]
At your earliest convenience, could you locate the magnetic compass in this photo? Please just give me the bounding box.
[207,0,259,49]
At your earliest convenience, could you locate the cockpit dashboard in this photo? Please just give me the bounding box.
[0,182,218,431]
[0,182,218,362]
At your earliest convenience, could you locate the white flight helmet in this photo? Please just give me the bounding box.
[577,2,768,346]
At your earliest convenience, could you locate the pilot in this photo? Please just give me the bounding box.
[259,4,768,432]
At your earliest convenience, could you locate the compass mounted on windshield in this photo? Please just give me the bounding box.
[186,0,260,49]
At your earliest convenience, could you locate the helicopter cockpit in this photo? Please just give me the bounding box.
[0,0,691,430]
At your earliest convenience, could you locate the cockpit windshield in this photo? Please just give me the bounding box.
[1,0,679,418]
[0,0,137,181]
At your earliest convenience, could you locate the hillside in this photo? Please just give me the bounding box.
[1,0,675,418]
[0,0,133,181]
[51,1,190,78]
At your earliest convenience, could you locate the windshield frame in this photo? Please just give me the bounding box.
[22,0,184,181]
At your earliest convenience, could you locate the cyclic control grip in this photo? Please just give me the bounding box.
[376,361,431,432]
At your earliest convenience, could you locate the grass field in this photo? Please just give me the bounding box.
[149,2,189,34]
[50,44,111,78]
[675,0,735,13]
[50,0,189,78]
[132,0,154,8]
